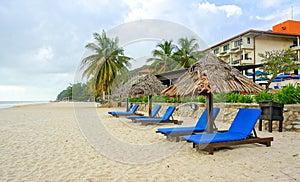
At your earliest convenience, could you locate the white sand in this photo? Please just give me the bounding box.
[0,102,299,181]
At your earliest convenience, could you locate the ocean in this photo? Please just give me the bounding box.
[0,101,49,109]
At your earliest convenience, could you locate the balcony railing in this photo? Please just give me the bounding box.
[231,59,240,65]
[241,59,254,64]
[241,44,254,49]
[290,44,300,51]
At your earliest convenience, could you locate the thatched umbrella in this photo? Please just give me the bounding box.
[162,53,263,132]
[129,73,165,116]
[110,80,133,111]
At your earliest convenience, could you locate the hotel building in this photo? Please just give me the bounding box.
[205,20,300,74]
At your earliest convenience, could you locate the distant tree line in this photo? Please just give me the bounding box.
[56,83,93,101]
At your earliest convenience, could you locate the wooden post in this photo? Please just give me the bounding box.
[148,95,152,117]
[206,92,213,133]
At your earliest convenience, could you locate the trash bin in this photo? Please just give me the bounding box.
[259,101,284,132]
[117,102,122,107]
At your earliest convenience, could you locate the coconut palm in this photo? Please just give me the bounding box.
[147,40,177,73]
[173,37,201,68]
[81,31,131,98]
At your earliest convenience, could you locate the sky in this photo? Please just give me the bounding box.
[1,0,299,101]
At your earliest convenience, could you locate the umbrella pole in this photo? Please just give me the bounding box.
[206,92,213,133]
[148,95,152,117]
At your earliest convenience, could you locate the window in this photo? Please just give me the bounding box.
[293,40,297,46]
[290,40,298,48]
[234,39,242,47]
[247,37,251,44]
[213,48,219,54]
[242,53,252,60]
[223,44,229,51]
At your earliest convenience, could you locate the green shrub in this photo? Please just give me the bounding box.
[226,93,240,103]
[254,91,273,103]
[214,92,227,103]
[129,97,147,102]
[198,96,206,103]
[273,84,300,104]
[237,94,253,103]
[128,85,299,104]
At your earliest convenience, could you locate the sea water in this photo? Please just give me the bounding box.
[0,101,49,109]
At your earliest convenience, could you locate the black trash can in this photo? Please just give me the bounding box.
[259,101,284,132]
[117,102,122,107]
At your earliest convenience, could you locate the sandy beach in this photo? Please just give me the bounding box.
[0,102,299,181]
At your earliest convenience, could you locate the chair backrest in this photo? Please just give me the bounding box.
[228,108,262,136]
[130,104,139,113]
[127,103,133,111]
[151,105,162,117]
[161,106,176,121]
[195,108,220,129]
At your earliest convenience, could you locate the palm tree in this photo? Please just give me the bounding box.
[173,37,201,68]
[81,31,131,99]
[147,40,177,73]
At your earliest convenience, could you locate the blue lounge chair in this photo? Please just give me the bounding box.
[127,105,161,120]
[108,104,142,117]
[108,103,133,115]
[134,106,182,125]
[156,108,220,140]
[183,108,273,154]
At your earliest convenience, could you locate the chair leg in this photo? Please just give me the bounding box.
[207,147,214,155]
[259,119,262,131]
[268,120,273,133]
[279,120,283,132]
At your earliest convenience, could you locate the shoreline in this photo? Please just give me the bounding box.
[0,102,299,181]
[0,101,50,109]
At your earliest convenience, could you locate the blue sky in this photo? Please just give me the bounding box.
[0,0,299,101]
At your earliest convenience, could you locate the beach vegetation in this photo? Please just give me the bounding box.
[254,91,274,103]
[258,48,298,89]
[172,37,203,68]
[254,84,300,104]
[81,31,131,99]
[147,40,177,74]
[273,84,300,104]
[56,83,93,101]
[56,85,72,101]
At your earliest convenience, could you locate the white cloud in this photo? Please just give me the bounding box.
[35,46,54,62]
[255,14,277,21]
[124,0,242,21]
[198,2,242,18]
[219,5,242,18]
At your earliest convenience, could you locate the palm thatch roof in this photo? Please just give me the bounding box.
[111,74,165,98]
[161,53,263,97]
[111,80,133,98]
[129,74,165,98]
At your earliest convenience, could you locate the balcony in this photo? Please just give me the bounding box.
[219,50,228,54]
[231,59,240,65]
[241,44,254,49]
[219,52,230,57]
[241,58,254,65]
[290,44,300,51]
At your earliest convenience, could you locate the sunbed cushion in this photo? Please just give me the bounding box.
[157,108,220,135]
